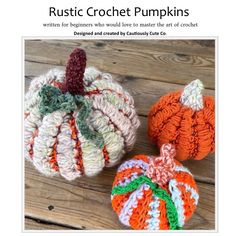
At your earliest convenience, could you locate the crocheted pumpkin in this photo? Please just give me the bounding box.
[148,80,215,160]
[24,48,140,180]
[111,144,199,230]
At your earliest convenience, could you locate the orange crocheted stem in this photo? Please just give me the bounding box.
[145,144,176,186]
[148,91,215,160]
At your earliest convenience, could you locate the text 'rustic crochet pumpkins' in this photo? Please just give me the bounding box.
[24,48,140,180]
[111,144,199,230]
[148,80,215,160]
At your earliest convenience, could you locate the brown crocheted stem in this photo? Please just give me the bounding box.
[62,48,87,95]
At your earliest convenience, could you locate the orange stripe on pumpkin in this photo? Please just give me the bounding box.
[158,199,169,230]
[112,192,132,215]
[174,172,198,191]
[129,188,153,230]
[103,146,110,166]
[133,154,149,163]
[113,167,143,187]
[178,185,197,222]
[69,117,84,174]
[49,138,59,171]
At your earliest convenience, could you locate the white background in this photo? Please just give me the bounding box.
[0,0,235,235]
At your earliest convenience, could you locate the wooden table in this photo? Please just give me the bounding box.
[24,40,215,230]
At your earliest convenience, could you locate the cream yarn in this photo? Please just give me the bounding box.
[25,48,140,180]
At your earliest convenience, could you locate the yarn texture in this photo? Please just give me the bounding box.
[111,144,199,230]
[148,80,215,160]
[24,48,140,180]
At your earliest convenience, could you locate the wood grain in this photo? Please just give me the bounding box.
[25,61,214,117]
[25,40,215,89]
[24,40,215,230]
[43,39,215,57]
[25,161,215,230]
[25,217,76,230]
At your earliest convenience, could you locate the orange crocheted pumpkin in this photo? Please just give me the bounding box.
[148,80,215,161]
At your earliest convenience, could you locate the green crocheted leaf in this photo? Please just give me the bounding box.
[75,96,105,149]
[38,85,76,115]
[38,85,105,149]
[112,176,180,230]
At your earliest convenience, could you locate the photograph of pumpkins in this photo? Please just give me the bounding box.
[24,40,215,230]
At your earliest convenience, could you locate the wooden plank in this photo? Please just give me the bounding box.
[184,182,215,230]
[25,61,215,117]
[25,40,215,89]
[56,39,215,58]
[25,217,74,230]
[25,161,126,230]
[25,161,215,230]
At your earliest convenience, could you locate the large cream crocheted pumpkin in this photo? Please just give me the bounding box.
[25,48,140,180]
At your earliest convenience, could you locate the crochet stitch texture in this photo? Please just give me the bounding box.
[148,80,215,160]
[24,48,140,180]
[111,144,199,230]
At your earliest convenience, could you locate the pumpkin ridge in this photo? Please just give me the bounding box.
[90,97,134,150]
[102,145,110,166]
[68,116,84,175]
[157,107,183,146]
[49,125,61,172]
[177,109,195,160]
[24,108,42,161]
[149,102,182,143]
[129,187,153,229]
[149,91,181,118]
[203,97,215,152]
[28,128,39,159]
[86,85,132,106]
[190,112,199,159]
